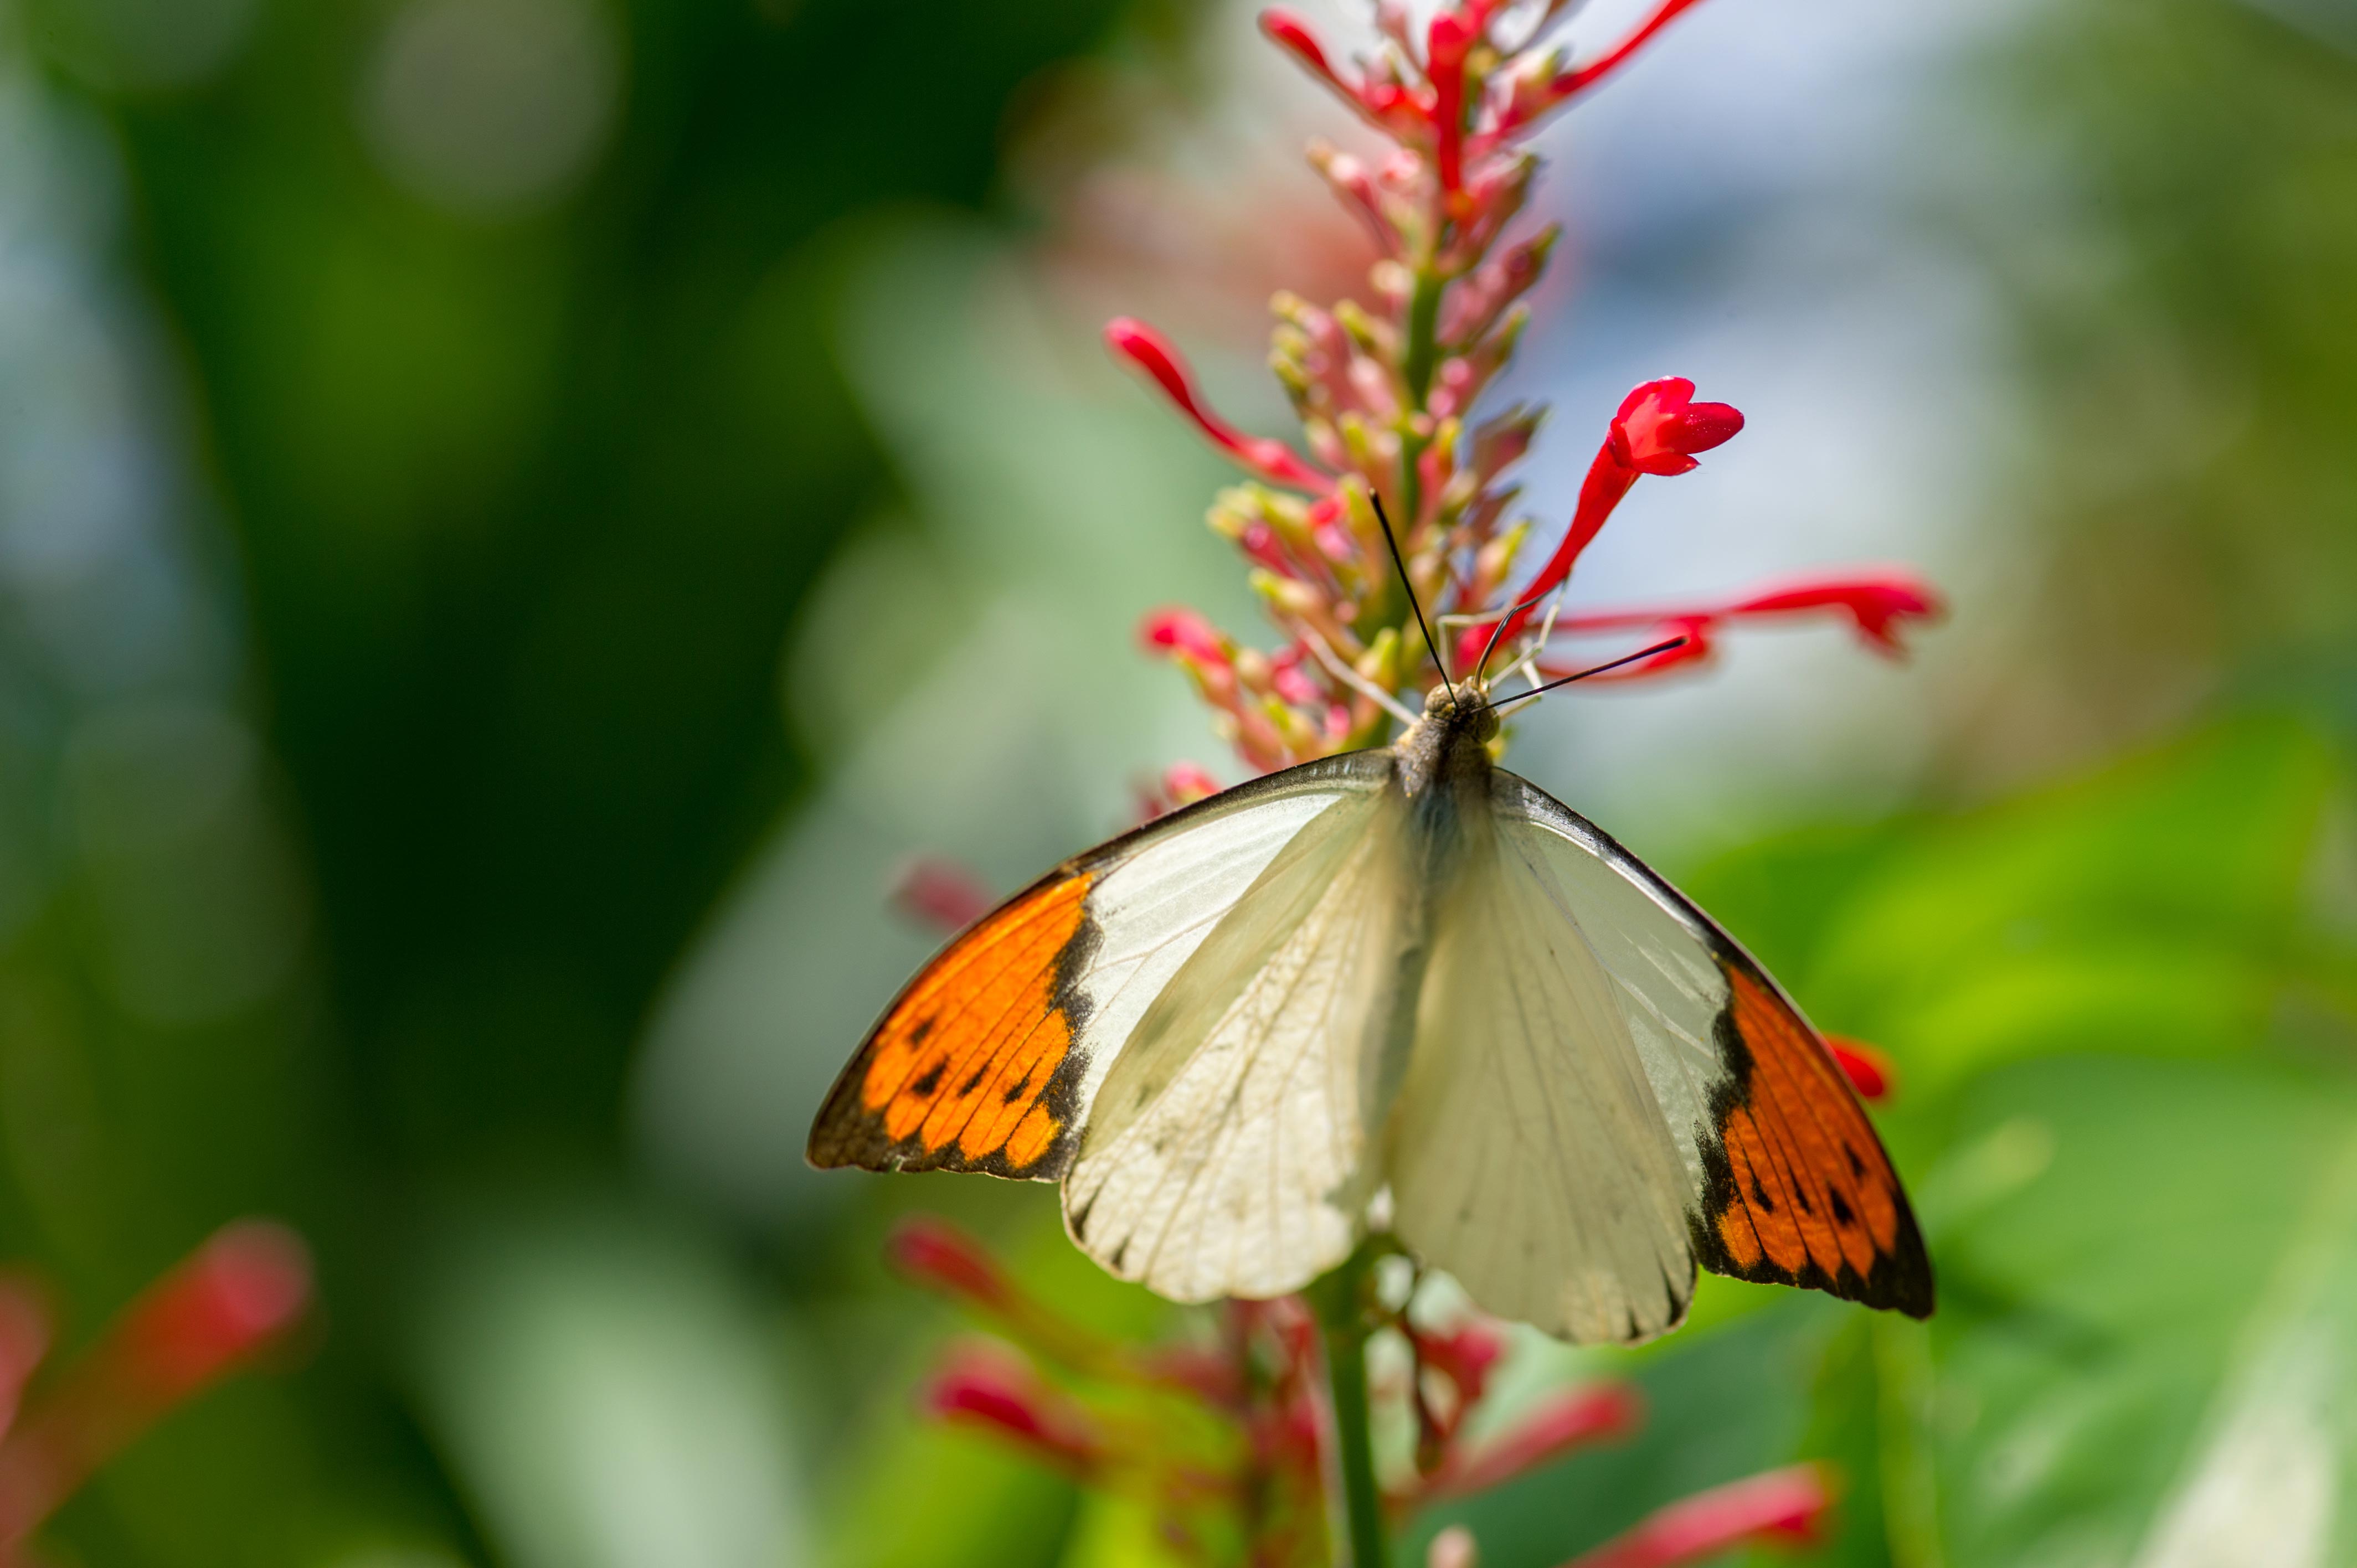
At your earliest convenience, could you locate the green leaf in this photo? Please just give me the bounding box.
[1867,1054,2357,1566]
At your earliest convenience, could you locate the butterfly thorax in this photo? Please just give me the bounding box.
[1393,686,1499,801]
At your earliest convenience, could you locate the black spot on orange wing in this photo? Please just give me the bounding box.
[805,871,1100,1180]
[1690,960,1933,1318]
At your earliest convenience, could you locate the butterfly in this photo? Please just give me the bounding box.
[807,525,1933,1344]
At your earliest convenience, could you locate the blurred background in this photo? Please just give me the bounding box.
[1,0,2354,1561]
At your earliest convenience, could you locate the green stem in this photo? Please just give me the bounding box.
[1311,1249,1388,1568]
[1401,267,1444,409]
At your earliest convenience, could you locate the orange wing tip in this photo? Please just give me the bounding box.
[807,871,1099,1181]
[1696,963,1935,1319]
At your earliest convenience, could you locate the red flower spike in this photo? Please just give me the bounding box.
[1825,1036,1895,1102]
[1423,1383,1643,1502]
[1609,378,1743,478]
[115,1221,310,1405]
[1561,1462,1839,1568]
[889,857,994,934]
[924,1342,1108,1481]
[1107,318,1330,490]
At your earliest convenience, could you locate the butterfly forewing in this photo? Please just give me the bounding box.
[1389,802,1699,1344]
[1064,776,1410,1302]
[1492,773,1933,1319]
[804,754,1393,1183]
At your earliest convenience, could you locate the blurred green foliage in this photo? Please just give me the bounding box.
[3,0,2355,1563]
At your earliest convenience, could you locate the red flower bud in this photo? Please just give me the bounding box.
[889,857,994,934]
[1608,377,1744,477]
[1105,318,1329,489]
[923,1342,1106,1480]
[117,1221,311,1403]
[1163,763,1223,807]
[1141,606,1231,667]
[1427,10,1476,199]
[888,1216,1015,1311]
[1565,1463,1838,1568]
[1424,1383,1641,1502]
[1411,1319,1505,1407]
[1824,1035,1894,1102]
[1259,8,1339,87]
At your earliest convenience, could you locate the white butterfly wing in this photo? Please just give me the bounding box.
[1063,770,1413,1302]
[806,754,1392,1181]
[1387,795,1700,1344]
[1467,772,1934,1324]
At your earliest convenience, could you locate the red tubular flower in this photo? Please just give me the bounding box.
[110,1222,310,1407]
[1720,574,1944,656]
[1427,11,1476,201]
[1422,1383,1643,1502]
[1457,378,1743,673]
[0,1222,312,1547]
[1608,377,1744,477]
[924,1342,1107,1481]
[1561,1463,1838,1568]
[1825,1036,1895,1102]
[1107,318,1330,490]
[1556,0,1715,101]
[1533,571,1946,681]
[889,857,995,934]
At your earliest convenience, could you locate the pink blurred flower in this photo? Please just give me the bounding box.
[1562,1463,1839,1568]
[890,857,995,934]
[925,1340,1108,1480]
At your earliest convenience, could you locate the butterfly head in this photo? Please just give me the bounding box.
[1421,680,1501,747]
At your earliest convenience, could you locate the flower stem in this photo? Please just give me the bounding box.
[1311,1246,1388,1568]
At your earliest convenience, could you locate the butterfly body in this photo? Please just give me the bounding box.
[809,687,1931,1343]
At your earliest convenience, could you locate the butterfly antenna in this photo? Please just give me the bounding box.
[1367,489,1454,703]
[1484,636,1689,715]
[1470,587,1561,687]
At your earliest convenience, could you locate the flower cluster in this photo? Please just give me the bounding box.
[892,1215,1837,1568]
[1110,0,1943,785]
[0,1220,313,1563]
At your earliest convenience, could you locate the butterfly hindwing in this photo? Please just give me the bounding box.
[805,754,1393,1183]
